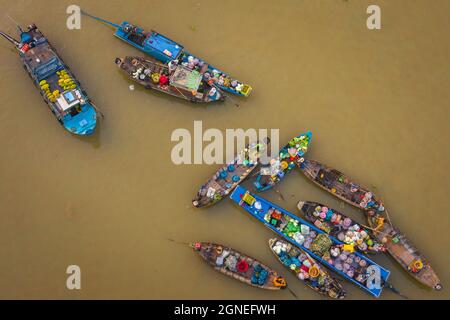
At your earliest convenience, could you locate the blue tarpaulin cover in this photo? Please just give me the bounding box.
[145,32,183,59]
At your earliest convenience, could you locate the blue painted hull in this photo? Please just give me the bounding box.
[229,185,390,297]
[16,25,97,136]
[115,24,181,63]
[62,103,97,136]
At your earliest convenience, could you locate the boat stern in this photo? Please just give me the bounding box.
[191,242,202,252]
[192,196,211,208]
[115,57,125,68]
[115,56,132,74]
[253,175,271,192]
[419,266,442,290]
[222,83,252,97]
[296,201,320,215]
[297,201,306,212]
[268,238,277,248]
[63,103,97,136]
[240,84,252,97]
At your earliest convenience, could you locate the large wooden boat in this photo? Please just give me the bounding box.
[0,25,98,135]
[192,242,287,290]
[116,56,225,103]
[366,213,442,290]
[297,158,384,214]
[193,139,269,208]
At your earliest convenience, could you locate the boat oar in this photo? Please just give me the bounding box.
[384,208,394,228]
[5,14,24,33]
[287,287,299,300]
[224,93,240,108]
[90,100,105,119]
[173,86,190,100]
[167,238,193,247]
[383,281,408,299]
[0,30,20,48]
[359,222,394,241]
[80,10,121,29]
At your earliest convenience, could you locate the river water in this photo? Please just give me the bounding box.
[0,0,449,299]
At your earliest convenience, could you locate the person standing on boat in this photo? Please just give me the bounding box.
[168,59,179,74]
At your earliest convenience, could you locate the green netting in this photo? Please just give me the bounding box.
[170,66,202,91]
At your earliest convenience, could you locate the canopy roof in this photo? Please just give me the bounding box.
[145,32,183,59]
[56,89,82,111]
[170,66,202,91]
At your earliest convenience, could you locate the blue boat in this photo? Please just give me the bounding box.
[82,11,252,98]
[1,24,98,135]
[229,185,391,297]
[254,132,312,192]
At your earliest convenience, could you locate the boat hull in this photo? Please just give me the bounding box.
[297,158,384,214]
[367,215,442,290]
[193,140,269,208]
[17,25,97,135]
[116,56,225,103]
[193,242,286,290]
[269,238,346,299]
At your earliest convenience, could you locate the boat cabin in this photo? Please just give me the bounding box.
[55,90,84,116]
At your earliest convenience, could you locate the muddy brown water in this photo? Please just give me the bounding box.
[0,0,449,299]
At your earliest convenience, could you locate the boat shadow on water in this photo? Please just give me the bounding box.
[73,121,102,149]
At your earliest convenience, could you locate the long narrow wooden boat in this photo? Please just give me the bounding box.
[297,158,442,290]
[297,158,384,214]
[297,201,385,255]
[193,139,269,208]
[268,238,346,299]
[1,25,97,135]
[115,56,225,103]
[230,186,391,298]
[82,11,252,97]
[192,242,287,290]
[366,214,442,290]
[253,132,312,192]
